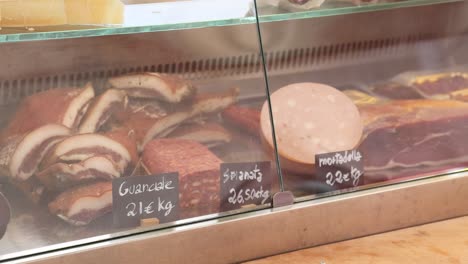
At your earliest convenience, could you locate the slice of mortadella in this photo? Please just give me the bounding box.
[48,181,112,226]
[260,83,363,175]
[3,84,95,137]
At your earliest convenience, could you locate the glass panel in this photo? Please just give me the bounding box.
[255,0,468,199]
[0,1,281,261]
[0,0,255,43]
[257,0,463,21]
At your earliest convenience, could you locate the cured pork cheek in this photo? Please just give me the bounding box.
[107,72,196,103]
[44,134,132,172]
[111,98,168,146]
[169,123,232,148]
[191,87,239,116]
[141,88,239,148]
[8,124,71,180]
[4,84,94,136]
[79,89,127,134]
[104,128,139,167]
[48,181,112,226]
[37,155,122,190]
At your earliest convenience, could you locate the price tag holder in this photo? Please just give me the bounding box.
[315,149,364,190]
[112,173,179,228]
[220,161,272,212]
[0,192,11,240]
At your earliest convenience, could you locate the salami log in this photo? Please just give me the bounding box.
[142,139,221,217]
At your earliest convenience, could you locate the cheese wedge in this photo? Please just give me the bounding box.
[65,0,124,25]
[0,0,67,27]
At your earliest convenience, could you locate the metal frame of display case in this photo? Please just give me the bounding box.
[1,1,468,263]
[7,172,468,264]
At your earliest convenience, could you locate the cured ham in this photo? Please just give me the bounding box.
[359,100,468,171]
[107,72,196,103]
[48,181,112,226]
[4,84,94,137]
[142,139,221,216]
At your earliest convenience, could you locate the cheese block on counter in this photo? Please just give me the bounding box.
[0,0,67,27]
[0,0,124,27]
[260,83,363,175]
[0,0,251,29]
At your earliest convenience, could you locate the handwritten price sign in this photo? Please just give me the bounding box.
[220,161,272,212]
[112,173,179,228]
[315,149,364,190]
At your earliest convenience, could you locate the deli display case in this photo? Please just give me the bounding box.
[1,1,468,263]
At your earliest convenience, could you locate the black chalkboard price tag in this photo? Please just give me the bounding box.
[220,161,272,212]
[112,173,179,228]
[0,192,10,240]
[315,149,364,190]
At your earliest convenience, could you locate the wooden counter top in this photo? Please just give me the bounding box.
[245,216,468,264]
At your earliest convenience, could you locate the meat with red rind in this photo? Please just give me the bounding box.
[141,88,239,149]
[222,105,261,137]
[48,181,112,226]
[104,128,139,167]
[142,139,221,214]
[43,133,132,173]
[169,122,232,148]
[7,124,71,181]
[37,155,121,190]
[107,72,196,103]
[3,84,94,137]
[78,89,127,134]
[111,98,168,145]
[9,177,46,205]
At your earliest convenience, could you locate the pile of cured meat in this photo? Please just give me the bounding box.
[0,72,257,226]
[345,72,468,182]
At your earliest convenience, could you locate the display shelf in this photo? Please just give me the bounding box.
[257,0,463,23]
[0,17,257,43]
